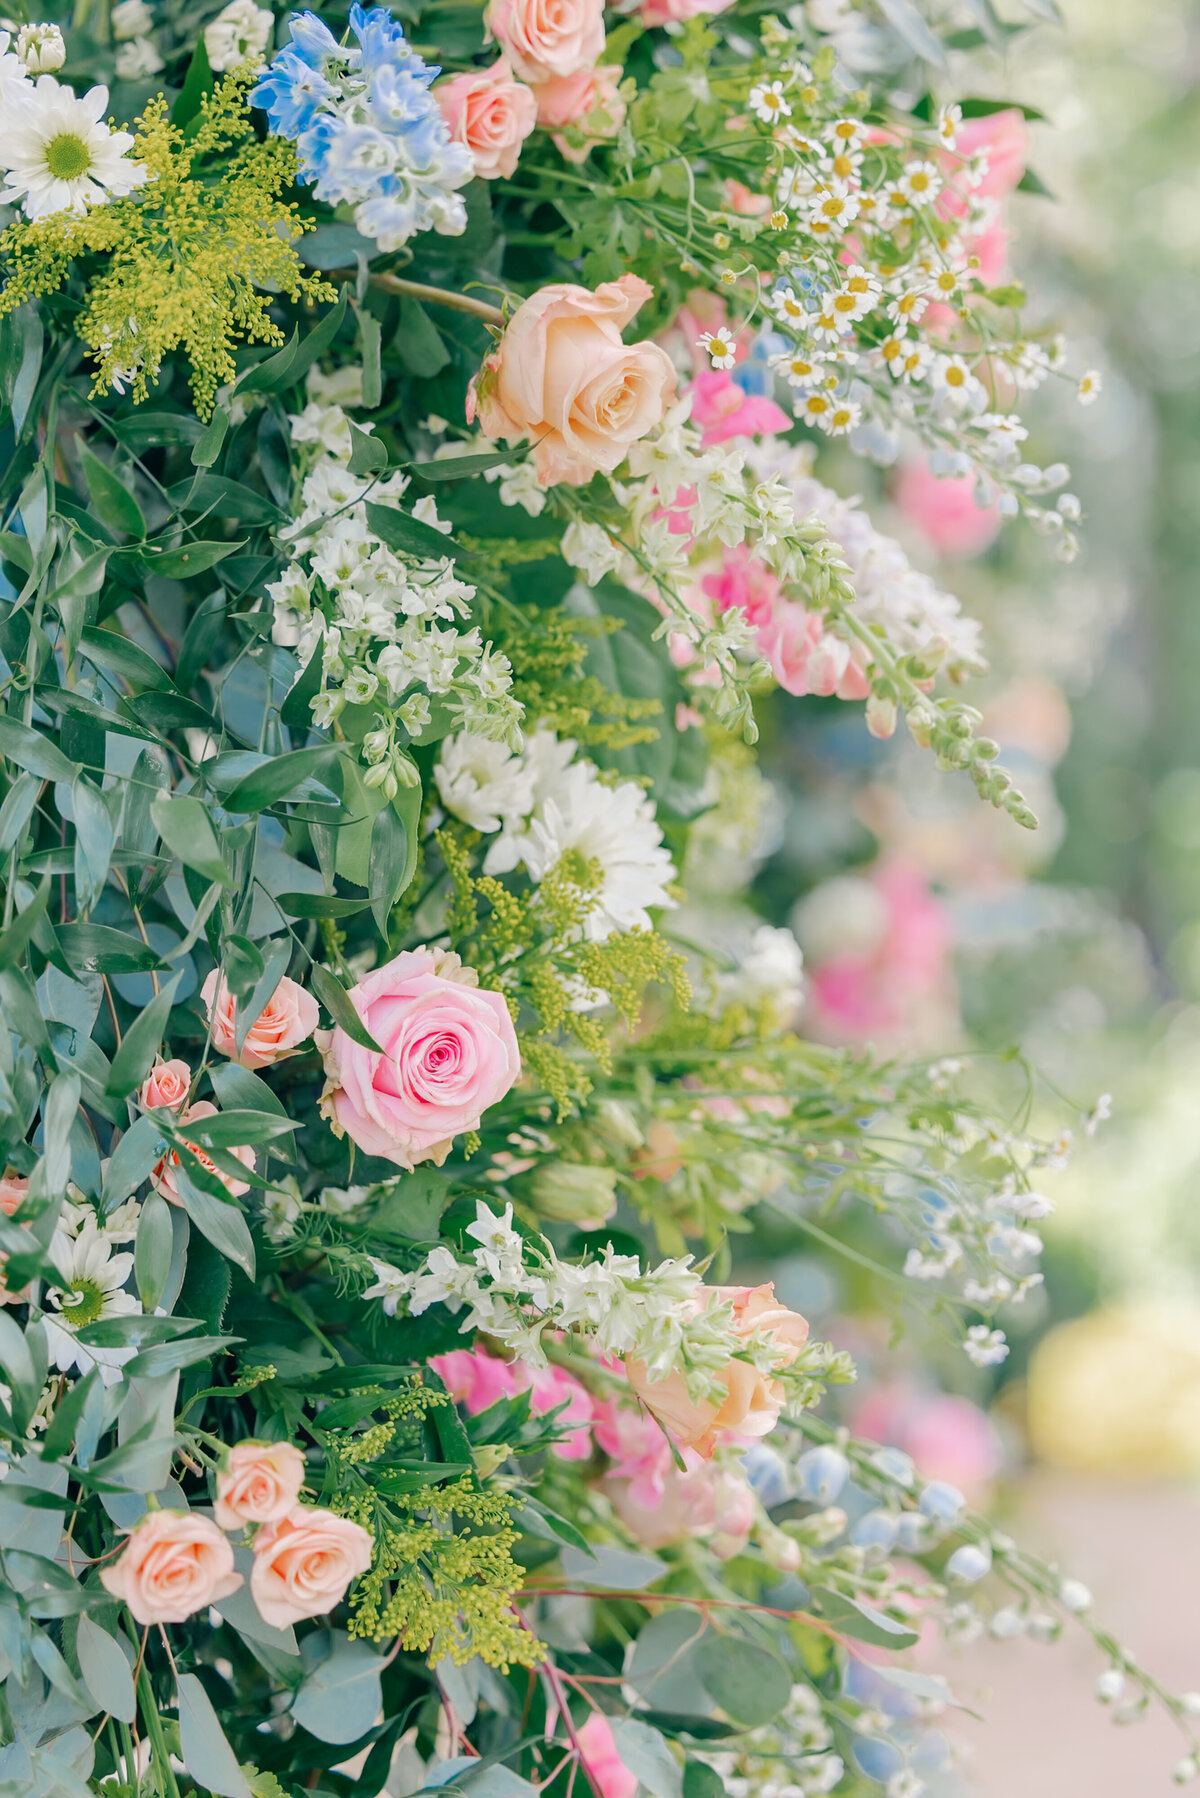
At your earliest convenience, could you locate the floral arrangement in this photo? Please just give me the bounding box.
[0,3,1188,1797]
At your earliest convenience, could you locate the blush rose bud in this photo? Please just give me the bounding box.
[139,1057,192,1111]
[100,1510,242,1625]
[214,1441,306,1530]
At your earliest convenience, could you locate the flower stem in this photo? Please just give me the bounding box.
[367,273,505,327]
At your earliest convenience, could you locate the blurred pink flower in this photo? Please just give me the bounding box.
[807,860,955,1045]
[891,461,1000,561]
[688,367,791,446]
[576,1714,638,1798]
[430,1348,595,1459]
[850,1381,1003,1501]
[701,545,870,699]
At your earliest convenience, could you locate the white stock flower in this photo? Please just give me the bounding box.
[203,0,273,70]
[114,36,164,78]
[0,76,147,220]
[561,519,624,585]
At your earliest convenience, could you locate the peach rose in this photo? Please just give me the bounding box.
[436,58,537,180]
[485,0,604,85]
[625,1282,808,1457]
[201,970,319,1071]
[250,1505,373,1628]
[139,1058,191,1111]
[151,1101,255,1206]
[468,274,676,487]
[0,1170,28,1216]
[534,64,625,163]
[317,947,520,1170]
[214,1441,306,1530]
[100,1509,242,1626]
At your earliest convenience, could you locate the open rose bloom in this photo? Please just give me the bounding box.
[626,1283,809,1456]
[318,947,521,1169]
[250,1506,373,1628]
[201,970,319,1070]
[214,1441,307,1529]
[100,1510,242,1626]
[468,274,677,485]
[484,0,604,83]
[436,57,537,179]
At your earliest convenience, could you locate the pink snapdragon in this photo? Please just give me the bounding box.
[700,545,871,700]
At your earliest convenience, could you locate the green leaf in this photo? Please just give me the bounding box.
[177,1671,254,1798]
[172,34,214,125]
[276,891,370,919]
[182,1109,297,1149]
[7,303,43,439]
[368,795,416,940]
[79,446,146,539]
[609,1720,682,1798]
[0,873,50,970]
[410,449,521,482]
[60,922,167,974]
[559,1545,666,1590]
[365,500,460,562]
[135,1191,175,1312]
[309,961,382,1053]
[102,1112,169,1211]
[808,1586,920,1649]
[237,289,349,398]
[105,971,182,1100]
[292,1633,383,1746]
[693,1638,791,1728]
[125,1332,238,1380]
[172,1160,256,1280]
[40,1366,100,1463]
[150,794,230,884]
[0,713,77,783]
[41,1070,81,1197]
[348,422,388,477]
[140,538,246,579]
[0,772,40,853]
[79,625,171,692]
[76,1614,136,1724]
[1017,166,1055,198]
[72,777,117,912]
[682,1764,724,1798]
[279,646,323,730]
[75,1313,202,1348]
[208,1062,289,1120]
[191,405,230,468]
[223,743,344,813]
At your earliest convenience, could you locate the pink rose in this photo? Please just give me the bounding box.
[201,970,319,1071]
[687,367,790,447]
[469,275,676,487]
[436,58,537,179]
[608,1460,754,1557]
[138,1058,191,1112]
[250,1505,373,1628]
[592,1395,674,1505]
[534,64,625,162]
[576,1713,638,1798]
[484,0,604,84]
[625,1283,808,1457]
[953,109,1027,201]
[0,1170,29,1216]
[317,948,520,1170]
[151,1101,255,1206]
[640,0,732,25]
[892,460,1000,561]
[100,1509,242,1626]
[214,1441,307,1530]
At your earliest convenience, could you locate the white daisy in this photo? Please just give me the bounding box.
[520,760,676,941]
[748,80,791,124]
[0,27,29,94]
[898,158,943,206]
[435,732,535,835]
[44,1223,139,1384]
[1077,369,1102,405]
[699,327,738,369]
[0,76,147,221]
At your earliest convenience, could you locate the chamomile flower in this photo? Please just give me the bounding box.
[822,138,863,182]
[830,264,882,323]
[932,354,984,410]
[822,398,861,436]
[810,304,852,343]
[700,327,738,369]
[898,158,943,205]
[807,181,860,237]
[975,412,1028,453]
[0,75,147,220]
[886,336,933,383]
[1077,369,1102,405]
[749,80,791,124]
[797,391,835,428]
[775,348,825,388]
[936,103,962,148]
[770,283,809,327]
[826,117,865,152]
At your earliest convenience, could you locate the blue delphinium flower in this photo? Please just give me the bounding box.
[251,5,472,254]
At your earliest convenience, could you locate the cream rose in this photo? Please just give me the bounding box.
[436,58,537,180]
[317,947,520,1170]
[625,1282,809,1456]
[201,970,319,1070]
[249,1505,374,1628]
[100,1509,242,1625]
[468,274,676,486]
[139,1058,192,1111]
[150,1101,255,1206]
[214,1441,306,1530]
[484,0,604,84]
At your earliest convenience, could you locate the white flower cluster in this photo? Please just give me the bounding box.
[364,1201,793,1395]
[435,728,676,941]
[269,374,523,771]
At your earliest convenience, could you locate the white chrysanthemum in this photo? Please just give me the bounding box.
[435,733,535,835]
[0,27,29,93]
[114,35,164,78]
[204,0,274,71]
[521,760,676,941]
[44,1223,139,1384]
[0,76,147,220]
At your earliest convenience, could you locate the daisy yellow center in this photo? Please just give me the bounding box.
[44,132,92,181]
[58,1277,105,1329]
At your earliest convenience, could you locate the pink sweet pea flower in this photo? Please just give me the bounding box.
[576,1714,638,1798]
[687,367,791,446]
[891,461,1000,561]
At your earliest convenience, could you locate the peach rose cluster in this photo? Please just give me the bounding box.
[100,1442,373,1631]
[468,273,677,486]
[317,947,520,1171]
[625,1282,809,1457]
